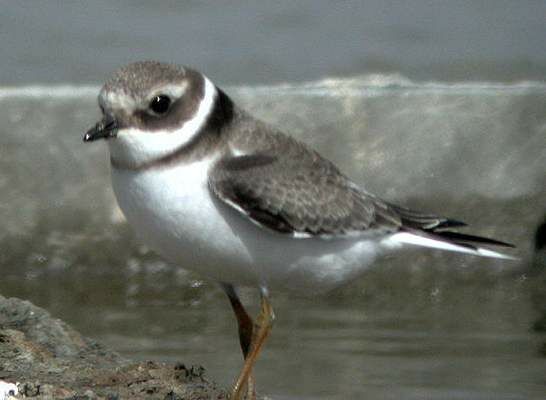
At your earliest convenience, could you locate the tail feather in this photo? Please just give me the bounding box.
[381,201,516,260]
[387,229,516,260]
[432,230,515,248]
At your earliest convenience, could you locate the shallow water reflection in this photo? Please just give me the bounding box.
[2,232,545,399]
[2,80,546,398]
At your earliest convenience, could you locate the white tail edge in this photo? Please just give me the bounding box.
[385,232,517,260]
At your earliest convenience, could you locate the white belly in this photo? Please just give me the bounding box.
[110,158,382,294]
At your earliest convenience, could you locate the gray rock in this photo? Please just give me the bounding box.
[0,295,227,400]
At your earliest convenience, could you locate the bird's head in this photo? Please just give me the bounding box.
[84,61,218,168]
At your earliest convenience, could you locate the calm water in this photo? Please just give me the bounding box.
[1,78,546,399]
[2,1,546,85]
[2,2,546,398]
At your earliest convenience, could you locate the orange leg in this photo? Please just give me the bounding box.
[224,284,269,399]
[230,286,274,400]
[223,284,254,357]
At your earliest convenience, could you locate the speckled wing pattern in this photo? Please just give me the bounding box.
[209,146,459,238]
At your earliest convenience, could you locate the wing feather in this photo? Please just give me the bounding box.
[205,115,513,254]
[209,153,400,237]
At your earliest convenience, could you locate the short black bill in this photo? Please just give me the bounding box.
[83,113,118,142]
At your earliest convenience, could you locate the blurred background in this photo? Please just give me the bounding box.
[1,1,545,399]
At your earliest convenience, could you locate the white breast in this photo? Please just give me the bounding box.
[110,158,383,294]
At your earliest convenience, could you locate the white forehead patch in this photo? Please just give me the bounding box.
[102,90,138,111]
[108,75,217,167]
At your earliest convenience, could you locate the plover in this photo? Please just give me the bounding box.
[84,61,514,399]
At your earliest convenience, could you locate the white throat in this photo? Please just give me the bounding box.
[108,75,217,167]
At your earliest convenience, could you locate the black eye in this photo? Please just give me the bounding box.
[149,95,171,115]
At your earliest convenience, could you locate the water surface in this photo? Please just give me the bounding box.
[1,78,545,399]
